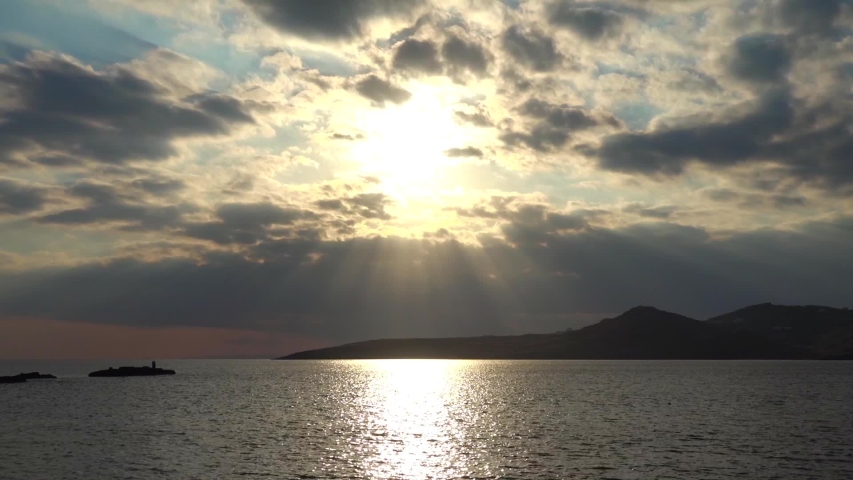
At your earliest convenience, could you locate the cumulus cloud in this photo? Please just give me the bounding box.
[593,88,853,193]
[445,147,484,158]
[354,75,412,106]
[36,180,191,231]
[442,34,491,77]
[392,38,442,74]
[501,25,562,72]
[0,178,48,215]
[183,202,319,245]
[454,109,493,127]
[547,1,625,41]
[777,0,847,35]
[241,0,424,42]
[726,34,792,86]
[501,99,621,152]
[0,51,255,168]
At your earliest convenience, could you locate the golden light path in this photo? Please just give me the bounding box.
[353,359,486,479]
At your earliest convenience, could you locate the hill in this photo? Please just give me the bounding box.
[706,303,853,356]
[278,305,824,360]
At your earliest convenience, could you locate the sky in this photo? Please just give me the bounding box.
[0,0,851,359]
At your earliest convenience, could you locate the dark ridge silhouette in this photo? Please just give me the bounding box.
[88,363,175,378]
[706,303,853,356]
[277,304,842,360]
[0,372,57,383]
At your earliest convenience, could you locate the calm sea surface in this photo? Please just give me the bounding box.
[1,360,852,479]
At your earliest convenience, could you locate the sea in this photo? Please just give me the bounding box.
[1,360,852,479]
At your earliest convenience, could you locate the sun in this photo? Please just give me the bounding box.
[347,84,482,196]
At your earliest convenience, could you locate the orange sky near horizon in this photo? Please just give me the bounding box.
[0,318,331,360]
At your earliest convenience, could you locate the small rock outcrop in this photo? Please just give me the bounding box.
[0,372,57,383]
[88,364,175,377]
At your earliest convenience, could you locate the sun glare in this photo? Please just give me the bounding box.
[348,85,481,196]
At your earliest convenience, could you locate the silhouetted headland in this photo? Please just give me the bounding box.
[278,304,853,360]
[0,372,57,383]
[89,361,175,377]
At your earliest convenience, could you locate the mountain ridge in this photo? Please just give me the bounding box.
[277,303,851,360]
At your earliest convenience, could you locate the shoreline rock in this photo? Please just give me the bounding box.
[88,366,176,377]
[0,372,57,383]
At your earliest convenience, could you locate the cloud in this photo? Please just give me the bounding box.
[331,133,365,140]
[501,126,570,152]
[442,34,491,76]
[594,90,795,175]
[3,216,851,340]
[501,25,562,72]
[454,109,492,127]
[184,202,318,245]
[519,98,621,130]
[593,88,853,193]
[777,0,846,35]
[547,1,624,41]
[346,193,393,219]
[726,34,792,85]
[0,178,48,215]
[131,176,187,196]
[445,147,484,158]
[0,51,255,168]
[392,38,442,74]
[241,0,424,42]
[501,99,621,152]
[354,75,412,106]
[623,203,678,219]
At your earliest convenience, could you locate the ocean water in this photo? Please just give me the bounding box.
[1,360,852,479]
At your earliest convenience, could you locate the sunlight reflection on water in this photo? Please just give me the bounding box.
[3,360,853,479]
[353,360,477,479]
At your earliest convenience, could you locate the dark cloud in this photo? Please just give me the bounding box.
[442,35,491,76]
[771,194,808,208]
[594,90,796,176]
[131,176,187,196]
[346,193,392,219]
[0,179,47,215]
[501,25,562,72]
[454,109,493,127]
[519,98,621,130]
[547,1,624,40]
[355,75,412,106]
[38,204,184,231]
[500,126,570,152]
[501,99,621,152]
[315,199,346,211]
[184,202,318,245]
[445,147,484,158]
[703,188,740,202]
[726,34,791,85]
[0,53,255,167]
[4,215,851,340]
[593,89,853,192]
[392,38,442,74]
[242,0,423,41]
[703,189,810,210]
[28,180,187,231]
[453,198,589,241]
[778,0,845,35]
[623,203,678,219]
